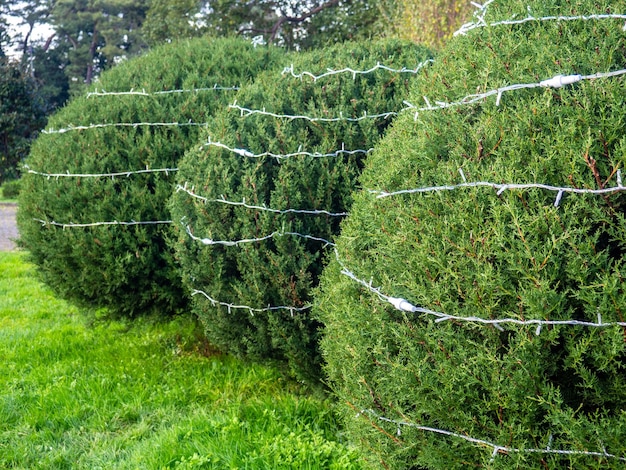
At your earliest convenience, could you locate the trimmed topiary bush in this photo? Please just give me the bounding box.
[18,37,285,317]
[169,39,432,382]
[316,1,626,468]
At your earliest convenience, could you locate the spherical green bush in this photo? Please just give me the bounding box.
[169,39,432,382]
[18,37,285,317]
[316,1,626,468]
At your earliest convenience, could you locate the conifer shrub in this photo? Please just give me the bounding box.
[316,1,626,467]
[17,37,285,317]
[169,40,432,382]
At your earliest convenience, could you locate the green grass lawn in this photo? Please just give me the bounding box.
[0,252,361,469]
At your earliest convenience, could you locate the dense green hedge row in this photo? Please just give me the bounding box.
[18,8,626,467]
[18,38,285,317]
[316,0,626,468]
[18,35,432,383]
[169,40,432,383]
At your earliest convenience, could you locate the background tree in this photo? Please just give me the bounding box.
[29,43,70,113]
[11,0,52,56]
[50,0,149,85]
[296,0,384,49]
[0,0,19,57]
[0,57,46,183]
[0,28,7,59]
[143,0,390,50]
[0,0,67,109]
[142,0,206,46]
[0,1,8,57]
[383,0,473,49]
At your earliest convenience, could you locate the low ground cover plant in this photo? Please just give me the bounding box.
[17,37,286,317]
[169,39,432,383]
[316,0,626,468]
[1,179,20,199]
[0,252,361,469]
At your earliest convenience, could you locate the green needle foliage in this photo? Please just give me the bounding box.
[169,39,432,384]
[17,37,285,317]
[316,1,626,468]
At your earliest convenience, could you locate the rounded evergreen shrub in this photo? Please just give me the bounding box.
[169,39,433,382]
[316,1,626,468]
[18,37,285,317]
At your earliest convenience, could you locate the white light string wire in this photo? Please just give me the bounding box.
[371,168,626,208]
[42,121,211,135]
[203,138,374,160]
[176,184,348,217]
[405,68,626,115]
[228,100,399,122]
[24,165,179,179]
[23,144,371,180]
[281,59,435,81]
[230,67,626,123]
[35,219,172,228]
[183,223,336,248]
[334,249,626,334]
[184,223,336,316]
[86,84,240,98]
[191,289,310,317]
[42,67,626,134]
[358,409,626,463]
[455,0,626,36]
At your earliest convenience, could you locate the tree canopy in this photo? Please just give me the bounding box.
[0,57,46,183]
[50,0,149,85]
